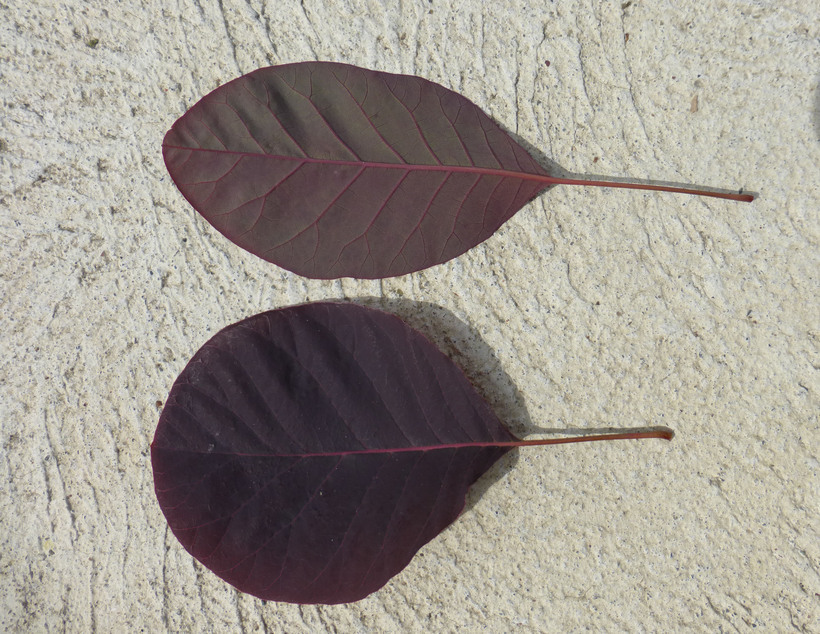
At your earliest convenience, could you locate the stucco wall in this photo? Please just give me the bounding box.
[1,0,817,631]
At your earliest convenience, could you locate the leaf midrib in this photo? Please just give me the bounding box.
[162,144,554,185]
[152,440,519,458]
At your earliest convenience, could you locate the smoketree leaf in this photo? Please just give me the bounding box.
[162,62,552,278]
[163,62,753,279]
[152,302,674,603]
[151,302,517,604]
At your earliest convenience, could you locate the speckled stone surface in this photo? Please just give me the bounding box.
[1,1,817,631]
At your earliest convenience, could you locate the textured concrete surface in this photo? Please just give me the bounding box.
[1,0,818,631]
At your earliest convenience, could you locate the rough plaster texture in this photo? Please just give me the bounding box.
[1,0,818,631]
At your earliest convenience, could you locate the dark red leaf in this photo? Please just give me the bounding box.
[162,62,753,280]
[152,302,515,603]
[151,302,672,604]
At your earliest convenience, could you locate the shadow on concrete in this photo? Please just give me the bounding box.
[339,297,674,518]
[814,71,820,143]
[352,296,528,513]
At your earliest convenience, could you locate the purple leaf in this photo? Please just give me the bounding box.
[151,302,672,604]
[162,62,753,279]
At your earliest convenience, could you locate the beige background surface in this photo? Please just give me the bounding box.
[1,0,818,631]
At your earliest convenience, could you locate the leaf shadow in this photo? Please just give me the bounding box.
[342,298,672,520]
[353,296,528,513]
[814,71,820,143]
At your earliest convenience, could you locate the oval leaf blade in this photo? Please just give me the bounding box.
[162,62,550,278]
[151,302,516,604]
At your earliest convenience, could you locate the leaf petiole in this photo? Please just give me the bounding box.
[535,175,755,202]
[510,427,675,447]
